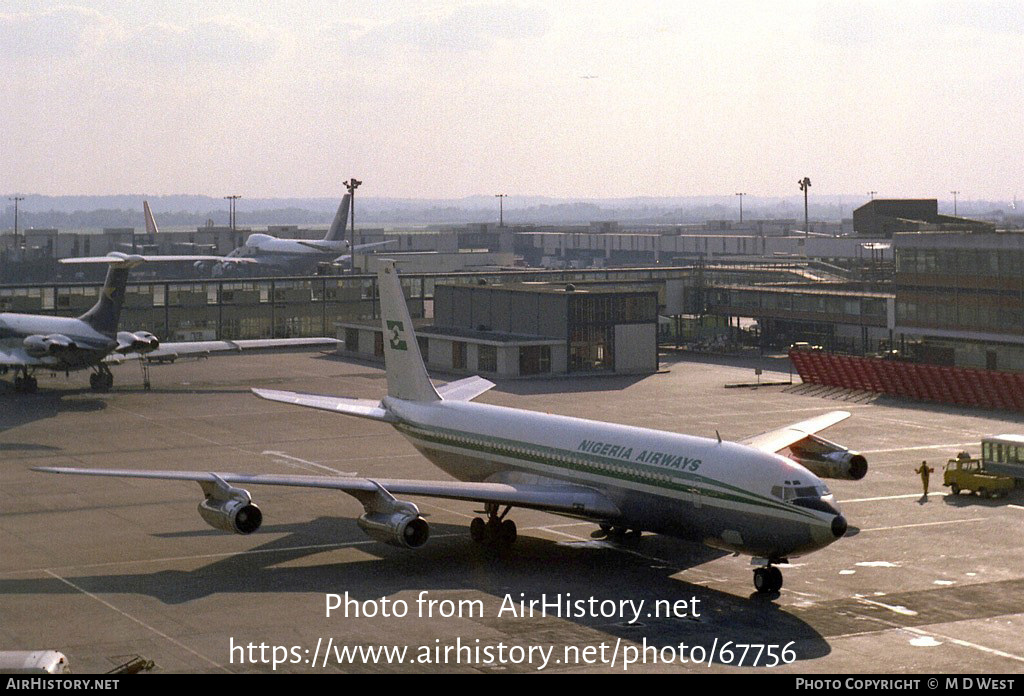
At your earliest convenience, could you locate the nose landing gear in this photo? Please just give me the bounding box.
[753,564,784,594]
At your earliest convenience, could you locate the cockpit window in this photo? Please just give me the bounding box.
[772,483,830,501]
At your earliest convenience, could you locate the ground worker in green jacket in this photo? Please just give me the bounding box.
[915,460,934,498]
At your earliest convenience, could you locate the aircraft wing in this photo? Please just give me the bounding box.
[296,241,343,252]
[0,346,49,367]
[332,240,395,264]
[107,338,341,363]
[33,467,622,518]
[60,254,256,264]
[740,410,851,454]
[436,376,496,402]
[253,388,393,422]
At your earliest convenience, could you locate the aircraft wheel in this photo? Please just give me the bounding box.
[14,376,25,393]
[754,567,783,594]
[89,373,101,390]
[950,483,960,495]
[470,517,486,543]
[499,519,517,546]
[26,377,37,393]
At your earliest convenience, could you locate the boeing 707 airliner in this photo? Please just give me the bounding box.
[36,260,866,594]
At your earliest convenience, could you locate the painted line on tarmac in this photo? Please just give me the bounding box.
[843,493,947,503]
[859,442,977,454]
[902,627,1024,664]
[261,450,357,476]
[845,601,1024,665]
[44,569,229,672]
[858,518,986,533]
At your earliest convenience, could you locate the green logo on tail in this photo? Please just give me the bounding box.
[386,320,408,350]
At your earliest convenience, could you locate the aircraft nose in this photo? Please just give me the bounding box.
[831,514,848,538]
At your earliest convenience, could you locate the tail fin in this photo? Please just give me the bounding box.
[78,259,138,335]
[143,200,160,235]
[324,194,351,243]
[377,260,440,402]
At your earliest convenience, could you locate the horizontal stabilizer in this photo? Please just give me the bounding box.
[436,375,496,402]
[252,388,395,422]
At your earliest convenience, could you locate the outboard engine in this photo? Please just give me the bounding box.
[788,434,868,480]
[196,475,263,534]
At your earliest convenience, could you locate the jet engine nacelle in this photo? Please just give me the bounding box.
[198,497,263,534]
[357,511,430,548]
[117,330,160,354]
[23,334,78,357]
[788,434,868,480]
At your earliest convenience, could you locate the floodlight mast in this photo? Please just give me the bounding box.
[798,177,811,237]
[344,178,362,273]
[495,193,507,227]
[9,196,24,259]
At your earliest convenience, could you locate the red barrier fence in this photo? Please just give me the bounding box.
[788,349,1024,412]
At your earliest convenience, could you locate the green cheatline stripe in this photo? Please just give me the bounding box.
[392,421,820,522]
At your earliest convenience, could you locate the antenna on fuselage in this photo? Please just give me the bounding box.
[716,430,722,443]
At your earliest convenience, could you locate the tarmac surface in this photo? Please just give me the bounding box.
[2,349,1023,674]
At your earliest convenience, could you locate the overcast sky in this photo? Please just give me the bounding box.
[2,1,1021,201]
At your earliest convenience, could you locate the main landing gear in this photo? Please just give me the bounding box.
[753,564,784,594]
[597,523,642,540]
[469,503,517,549]
[89,365,114,392]
[13,371,38,393]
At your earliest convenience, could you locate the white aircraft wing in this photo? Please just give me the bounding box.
[296,241,344,252]
[740,410,851,454]
[60,254,256,264]
[332,240,396,264]
[436,376,496,402]
[253,388,393,422]
[0,346,49,367]
[33,467,622,518]
[108,338,340,363]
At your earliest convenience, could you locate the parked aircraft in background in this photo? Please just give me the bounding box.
[36,260,866,595]
[191,194,394,276]
[1,253,337,393]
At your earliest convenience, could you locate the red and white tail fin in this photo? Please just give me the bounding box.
[143,201,160,236]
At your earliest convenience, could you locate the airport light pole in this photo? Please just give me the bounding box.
[867,190,877,201]
[224,195,241,230]
[735,192,745,223]
[345,178,362,273]
[9,196,24,259]
[950,190,960,216]
[798,177,811,237]
[495,193,507,227]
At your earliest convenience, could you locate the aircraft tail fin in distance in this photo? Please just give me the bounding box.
[143,201,159,236]
[324,194,351,243]
[377,260,440,402]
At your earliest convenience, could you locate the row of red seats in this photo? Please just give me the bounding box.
[788,349,1024,412]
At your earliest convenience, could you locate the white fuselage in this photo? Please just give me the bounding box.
[384,397,843,560]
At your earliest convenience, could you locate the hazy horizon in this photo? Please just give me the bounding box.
[4,2,1022,200]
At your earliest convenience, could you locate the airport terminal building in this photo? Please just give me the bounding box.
[339,281,660,377]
